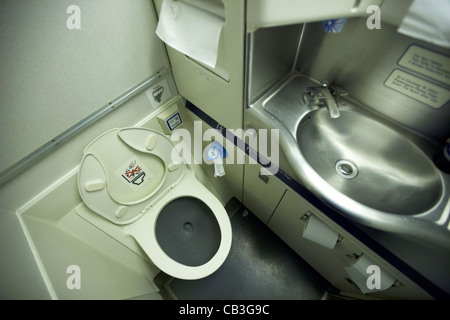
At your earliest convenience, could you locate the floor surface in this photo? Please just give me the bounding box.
[167,207,331,300]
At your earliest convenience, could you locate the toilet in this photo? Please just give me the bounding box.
[77,127,232,280]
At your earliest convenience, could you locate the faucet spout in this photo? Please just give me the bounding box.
[320,88,340,119]
[303,81,345,119]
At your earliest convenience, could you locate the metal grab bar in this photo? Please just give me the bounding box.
[0,67,170,187]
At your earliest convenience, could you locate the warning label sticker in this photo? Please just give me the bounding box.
[384,69,450,109]
[114,157,152,190]
[145,79,172,110]
[398,45,450,86]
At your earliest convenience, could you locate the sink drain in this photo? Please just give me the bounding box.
[335,160,358,179]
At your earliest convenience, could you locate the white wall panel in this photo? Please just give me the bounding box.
[0,0,170,173]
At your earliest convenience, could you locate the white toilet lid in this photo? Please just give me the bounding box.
[78,127,184,224]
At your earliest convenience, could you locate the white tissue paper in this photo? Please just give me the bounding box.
[302,214,339,250]
[398,0,450,48]
[344,254,397,294]
[156,0,225,68]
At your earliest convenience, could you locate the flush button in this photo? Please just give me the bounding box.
[115,206,128,218]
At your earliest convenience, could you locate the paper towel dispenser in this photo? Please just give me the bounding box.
[155,0,229,80]
[181,0,225,18]
[245,0,417,30]
[246,0,382,30]
[153,0,245,131]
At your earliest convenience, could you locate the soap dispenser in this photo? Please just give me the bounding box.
[206,141,227,177]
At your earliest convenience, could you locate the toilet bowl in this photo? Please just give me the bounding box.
[77,127,232,280]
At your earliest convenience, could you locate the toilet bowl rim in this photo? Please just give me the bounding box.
[125,175,232,280]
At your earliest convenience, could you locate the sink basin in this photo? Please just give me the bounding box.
[256,73,449,246]
[296,108,443,215]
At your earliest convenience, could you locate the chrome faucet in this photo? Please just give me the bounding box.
[303,81,347,119]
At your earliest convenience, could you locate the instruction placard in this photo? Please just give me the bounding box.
[384,70,450,109]
[146,79,172,109]
[398,45,450,85]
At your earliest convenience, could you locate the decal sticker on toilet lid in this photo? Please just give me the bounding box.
[114,157,153,190]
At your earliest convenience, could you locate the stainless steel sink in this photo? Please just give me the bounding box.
[253,74,450,248]
[296,108,443,215]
